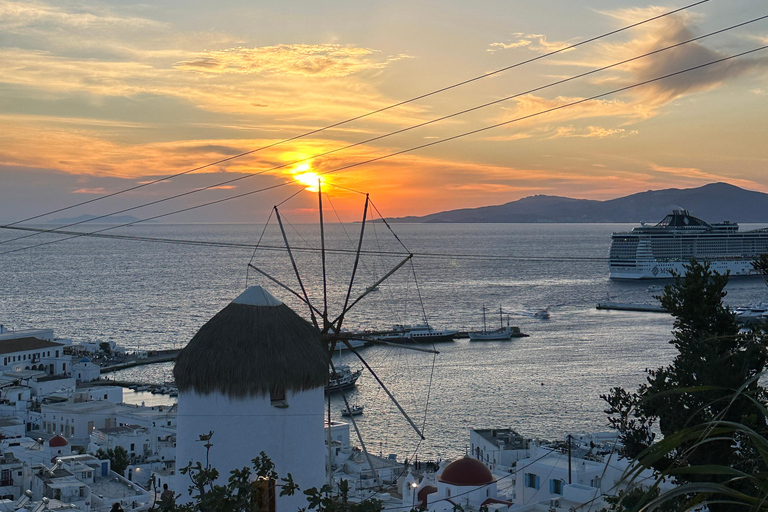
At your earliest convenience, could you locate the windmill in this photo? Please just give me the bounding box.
[246,179,439,492]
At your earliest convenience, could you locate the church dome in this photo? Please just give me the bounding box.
[49,435,68,448]
[438,457,495,486]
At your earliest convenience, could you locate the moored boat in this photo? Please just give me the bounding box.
[377,324,457,344]
[341,403,364,416]
[326,364,362,392]
[468,305,524,341]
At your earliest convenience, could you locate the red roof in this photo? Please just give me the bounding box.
[417,485,437,506]
[438,457,495,486]
[49,435,68,447]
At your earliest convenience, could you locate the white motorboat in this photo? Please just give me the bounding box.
[377,324,457,344]
[326,364,362,392]
[734,302,768,324]
[341,403,364,416]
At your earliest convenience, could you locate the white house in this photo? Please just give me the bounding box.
[40,399,118,445]
[469,428,531,471]
[0,337,69,375]
[72,357,101,383]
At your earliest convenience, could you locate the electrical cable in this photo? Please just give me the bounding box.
[2,41,767,256]
[3,9,756,249]
[1,0,711,230]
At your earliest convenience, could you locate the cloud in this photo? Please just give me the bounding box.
[174,44,411,77]
[648,163,768,192]
[488,33,572,53]
[545,125,639,139]
[487,40,531,52]
[488,8,768,139]
[72,188,108,194]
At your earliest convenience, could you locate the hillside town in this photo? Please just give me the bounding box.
[0,288,666,512]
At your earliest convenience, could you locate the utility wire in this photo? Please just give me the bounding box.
[3,10,743,248]
[2,7,745,249]
[0,224,610,262]
[1,0,710,230]
[1,42,766,256]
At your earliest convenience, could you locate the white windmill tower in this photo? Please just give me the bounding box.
[173,285,329,511]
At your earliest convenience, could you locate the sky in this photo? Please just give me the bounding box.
[1,0,767,223]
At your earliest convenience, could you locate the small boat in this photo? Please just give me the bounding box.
[326,364,362,392]
[341,403,364,416]
[647,285,664,293]
[734,302,768,324]
[469,305,524,341]
[533,309,550,320]
[377,324,457,344]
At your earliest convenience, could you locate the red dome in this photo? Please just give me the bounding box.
[438,457,495,486]
[49,435,68,447]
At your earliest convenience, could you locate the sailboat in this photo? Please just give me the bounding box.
[468,305,524,341]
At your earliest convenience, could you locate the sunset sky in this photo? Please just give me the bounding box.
[1,0,767,223]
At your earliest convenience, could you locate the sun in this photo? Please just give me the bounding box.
[291,162,321,192]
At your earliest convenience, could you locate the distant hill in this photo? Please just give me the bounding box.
[47,214,150,224]
[388,183,768,224]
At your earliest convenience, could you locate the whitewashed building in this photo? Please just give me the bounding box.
[72,357,101,383]
[0,337,69,375]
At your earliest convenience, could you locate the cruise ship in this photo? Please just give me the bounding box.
[609,209,768,279]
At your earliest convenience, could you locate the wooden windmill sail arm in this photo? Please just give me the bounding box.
[331,253,413,329]
[246,263,324,320]
[331,360,383,488]
[275,207,319,329]
[340,194,369,321]
[343,340,426,440]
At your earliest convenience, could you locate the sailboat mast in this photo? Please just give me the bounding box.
[318,180,328,331]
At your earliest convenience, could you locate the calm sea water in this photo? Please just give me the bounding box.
[1,223,766,460]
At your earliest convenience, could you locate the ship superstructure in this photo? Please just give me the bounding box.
[609,209,768,279]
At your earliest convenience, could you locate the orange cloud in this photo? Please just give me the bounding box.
[174,44,411,77]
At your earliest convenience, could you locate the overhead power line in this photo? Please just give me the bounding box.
[2,0,711,229]
[0,224,609,262]
[1,10,763,250]
[1,41,766,256]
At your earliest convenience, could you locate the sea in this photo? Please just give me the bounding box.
[2,222,767,461]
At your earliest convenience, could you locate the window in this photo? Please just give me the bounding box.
[525,473,540,489]
[130,443,135,451]
[550,479,564,495]
[270,388,287,408]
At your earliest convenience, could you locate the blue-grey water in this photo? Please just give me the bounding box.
[1,223,766,460]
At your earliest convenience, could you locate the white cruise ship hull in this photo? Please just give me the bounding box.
[610,259,759,280]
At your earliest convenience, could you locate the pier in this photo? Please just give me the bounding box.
[99,349,180,373]
[595,302,667,313]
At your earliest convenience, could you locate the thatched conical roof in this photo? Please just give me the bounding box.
[174,286,329,398]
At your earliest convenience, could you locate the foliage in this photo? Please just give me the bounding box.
[168,432,383,512]
[602,261,768,510]
[99,341,112,356]
[96,446,129,476]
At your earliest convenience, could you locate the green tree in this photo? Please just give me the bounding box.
[170,432,383,512]
[96,446,130,476]
[99,341,112,356]
[602,261,768,510]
